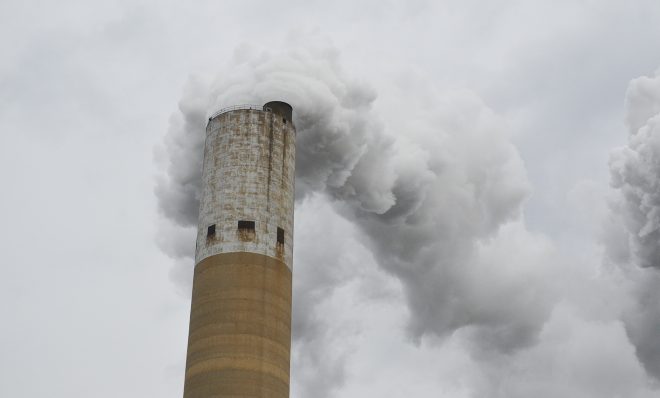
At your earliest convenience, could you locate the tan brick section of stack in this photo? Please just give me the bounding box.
[183,102,296,398]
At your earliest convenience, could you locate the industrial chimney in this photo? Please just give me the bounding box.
[183,102,295,397]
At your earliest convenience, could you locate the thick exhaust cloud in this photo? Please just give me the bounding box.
[608,69,660,379]
[156,41,660,396]
[155,41,547,351]
[610,71,660,270]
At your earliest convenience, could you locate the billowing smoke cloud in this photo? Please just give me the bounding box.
[157,41,545,324]
[623,273,660,381]
[156,39,560,394]
[156,75,208,228]
[610,71,660,269]
[289,196,376,398]
[608,69,660,379]
[335,91,554,350]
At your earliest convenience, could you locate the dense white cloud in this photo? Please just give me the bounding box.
[156,40,545,354]
[607,69,660,381]
[156,36,660,396]
[611,70,660,269]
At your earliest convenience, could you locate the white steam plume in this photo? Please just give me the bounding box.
[155,40,555,393]
[610,71,660,269]
[608,69,660,379]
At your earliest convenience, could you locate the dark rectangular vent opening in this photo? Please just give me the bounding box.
[238,220,255,231]
[283,118,287,124]
[207,224,216,238]
[277,227,285,245]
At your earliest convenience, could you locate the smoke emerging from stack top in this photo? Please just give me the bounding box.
[155,39,660,397]
[156,43,541,347]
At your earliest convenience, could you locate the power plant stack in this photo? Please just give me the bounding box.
[183,101,296,398]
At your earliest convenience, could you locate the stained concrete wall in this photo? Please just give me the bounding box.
[195,107,296,269]
[184,103,296,398]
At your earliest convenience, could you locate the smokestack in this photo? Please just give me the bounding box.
[183,102,295,397]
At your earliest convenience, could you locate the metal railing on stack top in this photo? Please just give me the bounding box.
[208,104,271,120]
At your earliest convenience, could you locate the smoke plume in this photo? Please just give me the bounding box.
[610,71,660,269]
[156,40,560,394]
[608,69,660,379]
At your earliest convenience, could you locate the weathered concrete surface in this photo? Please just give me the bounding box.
[184,103,296,397]
[195,107,296,270]
[183,252,292,398]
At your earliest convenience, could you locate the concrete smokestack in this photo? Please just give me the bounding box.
[183,102,295,397]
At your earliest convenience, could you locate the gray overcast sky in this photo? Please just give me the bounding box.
[2,1,660,397]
